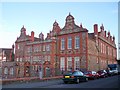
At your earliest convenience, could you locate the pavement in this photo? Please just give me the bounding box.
[1,76,63,85]
[2,76,63,88]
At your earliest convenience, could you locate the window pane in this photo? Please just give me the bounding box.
[46,45,50,51]
[60,57,65,70]
[74,57,80,70]
[61,38,65,50]
[10,67,14,75]
[67,57,72,71]
[75,36,80,49]
[48,56,50,61]
[68,37,72,49]
[4,67,8,75]
[43,45,45,51]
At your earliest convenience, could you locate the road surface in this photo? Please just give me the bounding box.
[2,75,120,88]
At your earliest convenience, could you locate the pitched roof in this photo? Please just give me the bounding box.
[88,33,95,40]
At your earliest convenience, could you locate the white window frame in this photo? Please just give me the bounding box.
[68,37,72,49]
[48,56,50,61]
[67,57,72,71]
[61,38,65,50]
[45,56,47,61]
[34,46,39,52]
[35,65,38,72]
[75,36,80,49]
[46,44,50,51]
[4,67,8,75]
[10,67,14,75]
[74,57,80,70]
[60,57,65,71]
[20,58,22,62]
[101,43,102,53]
[16,58,19,61]
[33,65,35,70]
[43,45,45,51]
[33,56,39,62]
[27,47,32,53]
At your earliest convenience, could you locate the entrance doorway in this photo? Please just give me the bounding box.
[45,67,51,77]
[25,66,30,77]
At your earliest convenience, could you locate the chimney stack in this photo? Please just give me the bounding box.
[31,31,34,42]
[94,24,98,37]
[113,36,115,42]
[105,31,106,37]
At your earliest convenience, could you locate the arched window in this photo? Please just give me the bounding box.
[4,67,8,75]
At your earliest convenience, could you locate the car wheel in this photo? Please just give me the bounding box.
[94,77,97,80]
[64,81,68,84]
[76,78,80,84]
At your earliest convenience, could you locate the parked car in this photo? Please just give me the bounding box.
[84,71,100,80]
[97,70,108,78]
[62,70,88,84]
[106,68,114,76]
[108,64,118,75]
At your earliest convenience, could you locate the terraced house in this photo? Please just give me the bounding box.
[15,13,117,78]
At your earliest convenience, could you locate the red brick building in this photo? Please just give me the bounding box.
[15,13,117,78]
[0,45,15,79]
[87,24,117,71]
[15,26,57,77]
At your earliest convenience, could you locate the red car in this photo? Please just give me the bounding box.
[84,71,100,80]
[97,70,108,78]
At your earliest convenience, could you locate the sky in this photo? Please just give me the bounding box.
[0,1,119,58]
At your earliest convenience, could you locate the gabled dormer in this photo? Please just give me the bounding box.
[39,32,44,41]
[65,13,75,30]
[52,20,61,35]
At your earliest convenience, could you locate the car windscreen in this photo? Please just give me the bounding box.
[72,71,83,76]
[84,71,91,74]
[64,72,72,75]
[110,68,117,70]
